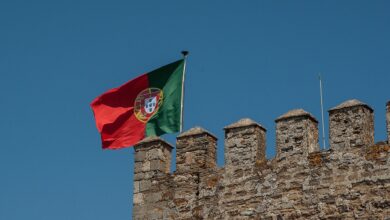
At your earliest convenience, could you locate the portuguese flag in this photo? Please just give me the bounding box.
[91,59,185,149]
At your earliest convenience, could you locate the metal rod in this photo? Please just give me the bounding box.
[180,51,189,133]
[319,73,326,149]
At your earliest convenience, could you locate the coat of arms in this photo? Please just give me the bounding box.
[144,96,157,114]
[134,88,163,123]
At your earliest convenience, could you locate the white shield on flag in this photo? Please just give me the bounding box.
[144,96,157,114]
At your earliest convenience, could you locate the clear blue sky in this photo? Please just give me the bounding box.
[1,1,389,219]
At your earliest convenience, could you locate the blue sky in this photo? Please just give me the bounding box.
[1,1,389,219]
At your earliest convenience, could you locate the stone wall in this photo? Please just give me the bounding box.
[133,137,174,219]
[132,99,390,219]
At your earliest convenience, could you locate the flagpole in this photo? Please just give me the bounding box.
[180,51,189,133]
[319,73,326,149]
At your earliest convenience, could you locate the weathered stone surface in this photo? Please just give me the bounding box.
[177,126,217,140]
[132,100,390,220]
[132,137,174,220]
[329,99,374,150]
[224,118,266,131]
[176,127,217,174]
[276,108,319,158]
[136,136,173,148]
[221,118,267,218]
[329,99,373,112]
[275,109,318,123]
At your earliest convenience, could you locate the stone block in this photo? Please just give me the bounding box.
[134,162,143,173]
[142,160,150,172]
[139,179,152,192]
[134,181,140,193]
[146,147,165,160]
[133,193,144,205]
[134,150,146,162]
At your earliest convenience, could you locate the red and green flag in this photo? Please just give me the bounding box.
[91,59,185,149]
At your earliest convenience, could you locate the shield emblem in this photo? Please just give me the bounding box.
[144,96,157,114]
[134,88,163,123]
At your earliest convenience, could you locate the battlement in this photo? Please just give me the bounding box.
[132,99,390,219]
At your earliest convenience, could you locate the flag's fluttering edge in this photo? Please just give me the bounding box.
[91,60,184,149]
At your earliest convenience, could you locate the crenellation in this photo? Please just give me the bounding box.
[176,127,217,174]
[220,118,267,218]
[224,118,266,175]
[132,136,174,220]
[329,99,374,151]
[132,100,390,219]
[174,127,219,219]
[275,109,319,159]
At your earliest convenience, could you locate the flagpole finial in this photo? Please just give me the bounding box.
[181,51,189,58]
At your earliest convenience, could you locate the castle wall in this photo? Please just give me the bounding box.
[221,119,266,218]
[132,99,390,219]
[173,127,218,219]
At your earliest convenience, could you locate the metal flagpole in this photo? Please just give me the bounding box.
[180,51,189,133]
[319,73,326,149]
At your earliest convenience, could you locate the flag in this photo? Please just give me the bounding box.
[91,59,185,149]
